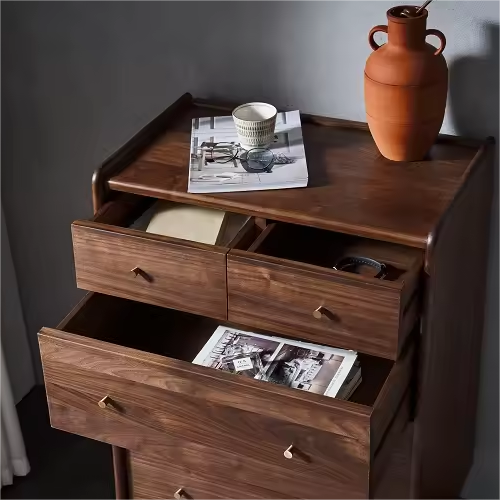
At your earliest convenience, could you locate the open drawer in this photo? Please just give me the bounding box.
[71,193,255,320]
[228,223,423,359]
[39,293,415,499]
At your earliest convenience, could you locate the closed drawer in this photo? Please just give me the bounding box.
[130,452,292,500]
[39,293,415,499]
[228,223,422,359]
[72,193,255,320]
[129,450,294,499]
[128,395,413,500]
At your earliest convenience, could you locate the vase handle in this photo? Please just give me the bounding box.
[368,25,388,51]
[426,29,446,55]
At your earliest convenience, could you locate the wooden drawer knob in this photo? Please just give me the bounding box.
[130,267,152,282]
[313,306,327,319]
[283,445,294,459]
[174,488,187,499]
[98,395,114,409]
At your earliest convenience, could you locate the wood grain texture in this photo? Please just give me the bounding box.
[45,382,369,499]
[107,394,415,500]
[38,325,371,443]
[106,99,481,248]
[374,422,419,500]
[71,221,228,320]
[38,292,374,442]
[423,141,490,273]
[227,251,416,359]
[42,367,369,474]
[92,93,192,213]
[129,450,295,500]
[127,436,367,499]
[39,327,371,498]
[371,338,415,455]
[124,404,413,500]
[112,446,129,500]
[370,391,411,500]
[44,371,369,498]
[414,138,495,498]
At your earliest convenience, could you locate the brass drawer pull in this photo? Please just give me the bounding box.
[174,488,187,499]
[98,395,114,409]
[283,445,294,459]
[130,267,152,282]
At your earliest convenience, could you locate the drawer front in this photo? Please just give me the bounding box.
[72,221,227,320]
[41,360,369,497]
[128,434,368,499]
[129,450,291,500]
[227,253,410,359]
[46,382,368,499]
[127,395,412,500]
[128,397,412,500]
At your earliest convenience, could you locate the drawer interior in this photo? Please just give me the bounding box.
[62,293,394,408]
[93,193,255,249]
[93,194,422,283]
[247,222,423,282]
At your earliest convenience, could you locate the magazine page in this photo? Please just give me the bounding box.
[188,111,308,194]
[193,326,357,398]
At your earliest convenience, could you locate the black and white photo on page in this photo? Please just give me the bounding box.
[193,326,357,398]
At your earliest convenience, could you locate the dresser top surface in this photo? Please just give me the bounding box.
[107,96,482,248]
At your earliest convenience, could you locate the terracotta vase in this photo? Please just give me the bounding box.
[364,5,448,161]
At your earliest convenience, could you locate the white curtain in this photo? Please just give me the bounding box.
[1,207,36,404]
[1,345,30,486]
[1,204,34,487]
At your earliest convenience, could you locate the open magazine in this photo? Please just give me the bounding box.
[188,111,308,193]
[193,326,358,399]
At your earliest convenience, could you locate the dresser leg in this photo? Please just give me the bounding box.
[112,446,130,499]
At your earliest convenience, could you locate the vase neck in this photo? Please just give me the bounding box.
[387,17,427,49]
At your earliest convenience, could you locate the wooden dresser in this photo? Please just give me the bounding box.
[38,93,495,499]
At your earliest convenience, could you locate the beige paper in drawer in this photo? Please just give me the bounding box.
[146,201,226,244]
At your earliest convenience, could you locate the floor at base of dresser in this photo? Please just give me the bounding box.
[2,385,114,499]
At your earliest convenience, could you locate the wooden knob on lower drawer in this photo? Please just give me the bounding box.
[174,488,187,499]
[313,306,327,319]
[130,267,152,282]
[98,395,113,409]
[283,445,294,459]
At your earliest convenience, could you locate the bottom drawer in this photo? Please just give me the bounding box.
[129,450,292,500]
[128,391,413,500]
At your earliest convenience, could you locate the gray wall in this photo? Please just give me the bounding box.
[2,3,203,382]
[2,2,498,497]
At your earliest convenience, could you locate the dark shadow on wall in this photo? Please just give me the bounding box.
[449,22,499,140]
[448,21,499,500]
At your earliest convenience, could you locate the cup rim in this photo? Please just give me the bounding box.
[232,102,277,122]
[387,5,428,22]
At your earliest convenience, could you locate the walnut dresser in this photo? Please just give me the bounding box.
[38,94,495,499]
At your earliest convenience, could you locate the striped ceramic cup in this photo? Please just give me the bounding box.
[232,102,277,150]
